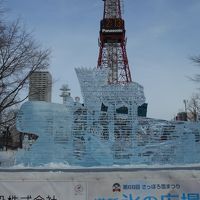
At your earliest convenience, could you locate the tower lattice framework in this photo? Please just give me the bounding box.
[97,0,132,84]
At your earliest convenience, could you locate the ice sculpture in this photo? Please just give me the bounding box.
[15,68,200,167]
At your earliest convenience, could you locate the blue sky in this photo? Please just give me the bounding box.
[5,0,200,120]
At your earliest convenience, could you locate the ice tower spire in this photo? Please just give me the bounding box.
[97,0,132,84]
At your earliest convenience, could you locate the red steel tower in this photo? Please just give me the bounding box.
[97,0,132,84]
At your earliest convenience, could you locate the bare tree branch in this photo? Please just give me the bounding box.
[0,11,51,127]
[186,94,200,121]
[190,55,200,83]
[191,55,200,65]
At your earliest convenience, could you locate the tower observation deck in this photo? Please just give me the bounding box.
[97,0,132,84]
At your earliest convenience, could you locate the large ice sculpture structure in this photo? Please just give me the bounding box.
[16,68,200,167]
[16,101,73,165]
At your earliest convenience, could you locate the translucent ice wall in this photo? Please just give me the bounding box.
[16,101,73,166]
[15,68,200,167]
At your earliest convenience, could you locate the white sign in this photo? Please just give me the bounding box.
[0,169,199,200]
[0,181,86,200]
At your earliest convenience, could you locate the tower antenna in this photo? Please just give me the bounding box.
[97,0,132,84]
[60,84,71,105]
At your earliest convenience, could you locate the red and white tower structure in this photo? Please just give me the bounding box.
[97,0,132,84]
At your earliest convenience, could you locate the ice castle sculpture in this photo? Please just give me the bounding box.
[15,0,200,167]
[16,67,200,167]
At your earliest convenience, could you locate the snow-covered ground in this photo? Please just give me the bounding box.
[0,162,199,171]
